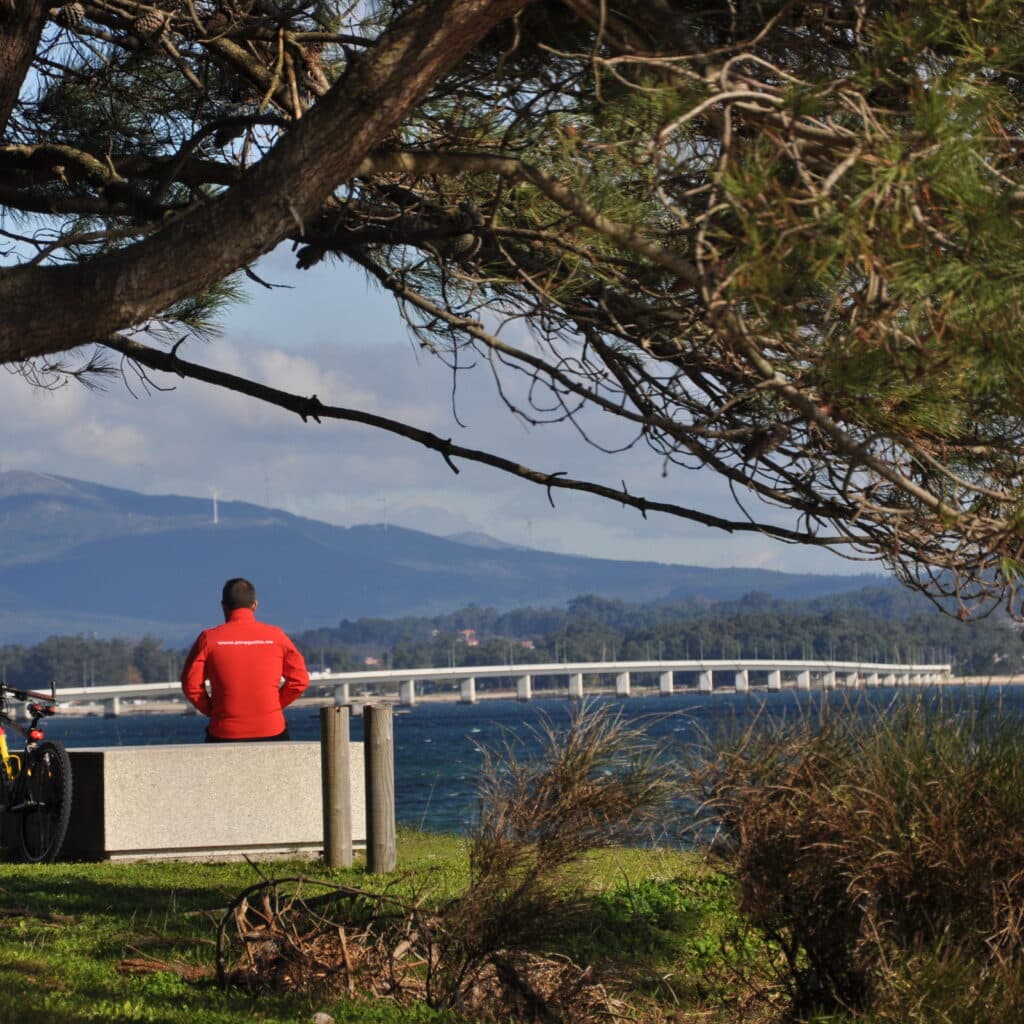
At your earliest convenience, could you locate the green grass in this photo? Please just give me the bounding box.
[0,832,738,1024]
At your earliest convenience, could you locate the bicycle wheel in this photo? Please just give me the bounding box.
[15,741,72,863]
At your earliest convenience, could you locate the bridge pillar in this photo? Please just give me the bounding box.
[845,672,860,688]
[734,669,748,693]
[399,680,416,706]
[767,670,782,691]
[459,677,477,704]
[797,670,811,691]
[103,696,121,718]
[822,671,835,691]
[866,672,880,687]
[659,670,674,696]
[516,675,532,702]
[698,669,712,693]
[568,673,584,700]
[884,673,897,687]
[615,672,631,698]
[333,682,350,705]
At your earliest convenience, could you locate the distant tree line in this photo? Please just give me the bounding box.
[0,635,174,690]
[297,589,1022,678]
[0,588,1018,690]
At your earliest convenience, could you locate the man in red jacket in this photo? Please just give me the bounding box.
[181,578,309,742]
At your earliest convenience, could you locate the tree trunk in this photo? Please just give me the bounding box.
[0,0,47,137]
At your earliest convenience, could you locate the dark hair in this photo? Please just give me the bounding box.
[221,577,257,610]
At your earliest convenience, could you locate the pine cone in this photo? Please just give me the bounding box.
[132,8,166,36]
[441,232,482,260]
[56,1,85,26]
[200,10,230,34]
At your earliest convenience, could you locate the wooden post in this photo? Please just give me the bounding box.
[364,703,397,873]
[319,705,352,868]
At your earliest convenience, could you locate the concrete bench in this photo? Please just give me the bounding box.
[56,742,365,861]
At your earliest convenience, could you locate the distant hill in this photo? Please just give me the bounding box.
[0,471,896,644]
[445,531,524,551]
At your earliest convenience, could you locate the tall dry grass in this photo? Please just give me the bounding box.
[428,702,678,1010]
[685,691,1024,1021]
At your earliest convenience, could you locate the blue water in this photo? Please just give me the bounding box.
[34,687,1024,834]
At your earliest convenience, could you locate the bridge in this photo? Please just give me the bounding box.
[53,658,952,717]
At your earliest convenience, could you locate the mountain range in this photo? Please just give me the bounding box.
[0,471,894,644]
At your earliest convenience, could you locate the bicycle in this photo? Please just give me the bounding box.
[0,681,72,863]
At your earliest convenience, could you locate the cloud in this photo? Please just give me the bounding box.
[0,366,86,422]
[60,419,150,465]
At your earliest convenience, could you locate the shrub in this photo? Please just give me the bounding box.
[685,691,1024,1019]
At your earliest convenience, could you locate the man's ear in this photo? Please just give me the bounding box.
[252,598,259,611]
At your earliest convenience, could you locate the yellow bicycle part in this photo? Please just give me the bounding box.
[0,731,20,780]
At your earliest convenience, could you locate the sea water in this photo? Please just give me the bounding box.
[38,687,1021,834]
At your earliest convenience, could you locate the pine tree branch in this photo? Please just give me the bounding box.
[100,333,836,548]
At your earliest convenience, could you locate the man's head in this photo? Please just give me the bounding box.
[221,578,257,618]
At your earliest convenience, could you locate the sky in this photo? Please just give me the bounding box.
[1,244,885,577]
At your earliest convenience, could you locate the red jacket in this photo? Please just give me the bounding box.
[181,607,309,739]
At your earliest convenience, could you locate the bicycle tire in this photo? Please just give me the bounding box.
[15,741,72,863]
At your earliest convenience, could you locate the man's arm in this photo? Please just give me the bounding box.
[278,637,309,708]
[181,634,213,716]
